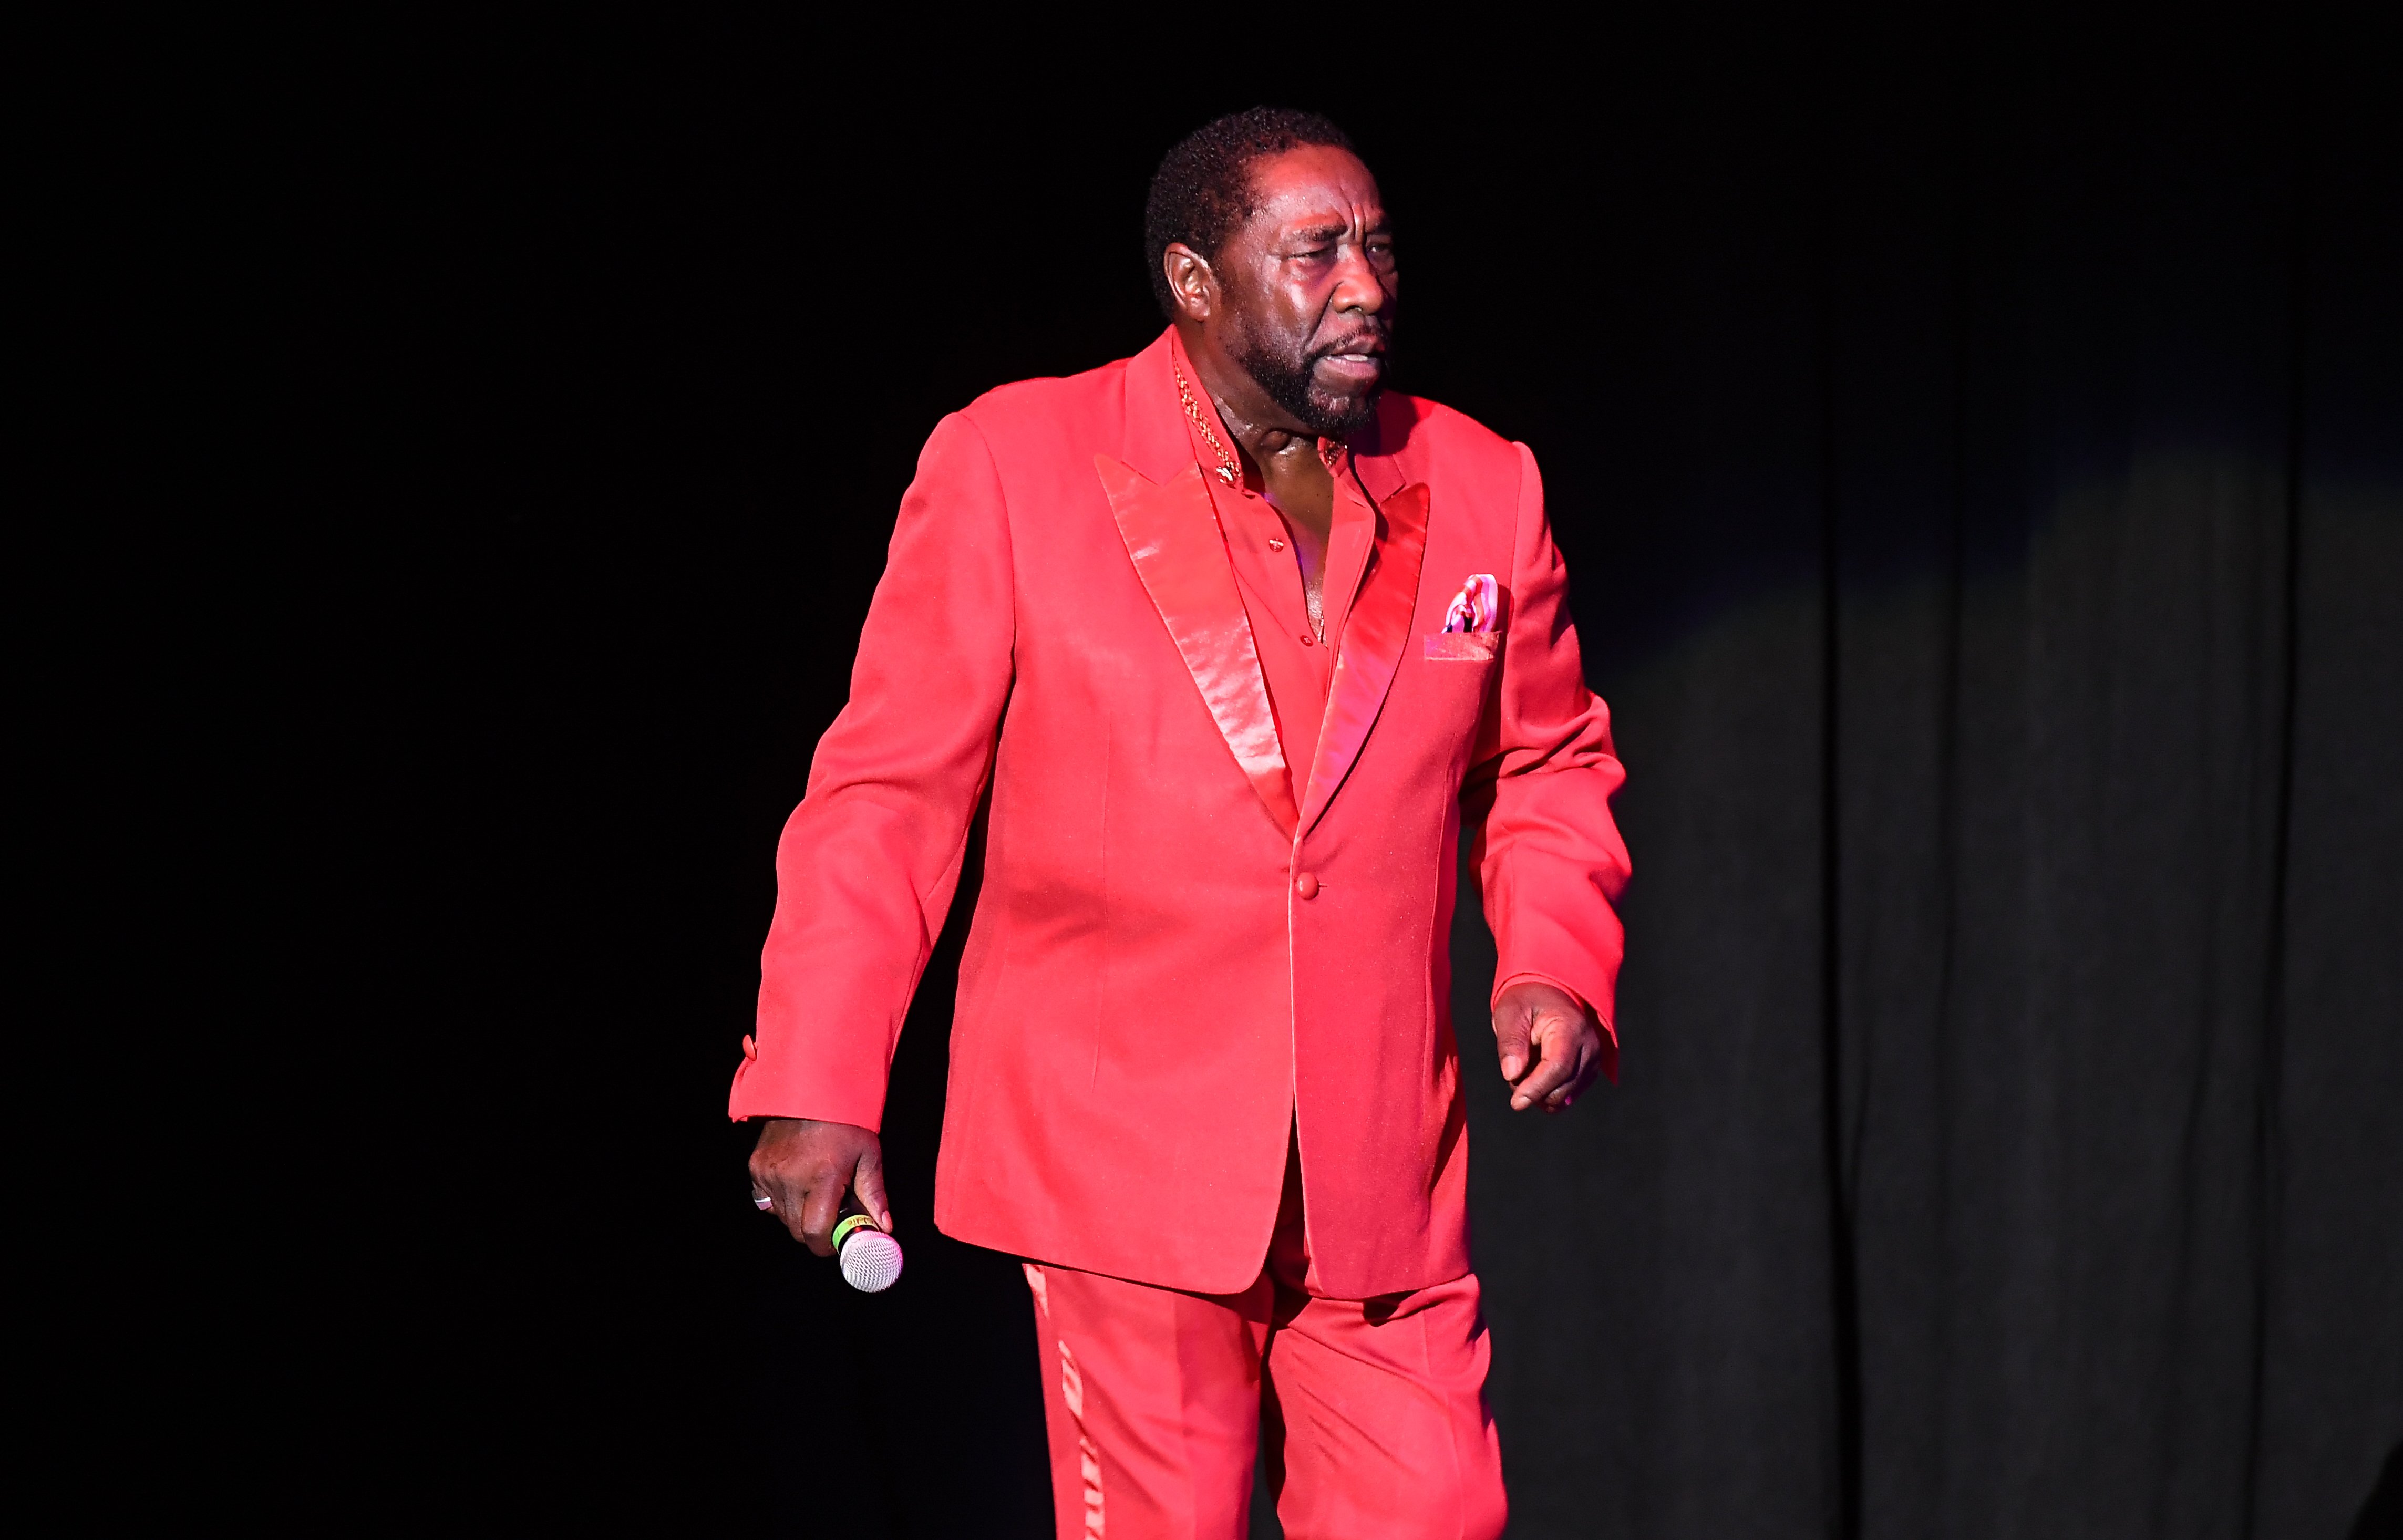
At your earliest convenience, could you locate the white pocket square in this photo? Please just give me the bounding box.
[1426,575,1502,660]
[1440,574,1499,634]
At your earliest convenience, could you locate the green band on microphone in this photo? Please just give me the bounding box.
[832,1214,881,1249]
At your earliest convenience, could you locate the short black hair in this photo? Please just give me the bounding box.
[1143,107,1357,320]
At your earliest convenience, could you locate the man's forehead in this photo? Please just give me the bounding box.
[1247,147,1386,231]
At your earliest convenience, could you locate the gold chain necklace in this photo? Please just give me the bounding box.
[1175,359,1326,645]
[1173,361,1243,487]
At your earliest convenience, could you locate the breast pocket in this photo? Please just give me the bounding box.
[1403,636,1502,786]
[1423,632,1501,662]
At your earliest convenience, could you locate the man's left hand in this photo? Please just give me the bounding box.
[1492,981,1604,1113]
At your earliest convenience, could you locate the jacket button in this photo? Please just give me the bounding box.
[1294,873,1319,899]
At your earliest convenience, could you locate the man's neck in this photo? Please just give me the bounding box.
[1175,322,1339,599]
[1176,323,1322,476]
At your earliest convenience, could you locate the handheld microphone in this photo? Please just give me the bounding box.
[832,1195,904,1293]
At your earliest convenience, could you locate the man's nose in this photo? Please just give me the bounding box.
[1330,244,1389,315]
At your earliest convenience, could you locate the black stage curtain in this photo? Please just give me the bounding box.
[332,13,2398,1536]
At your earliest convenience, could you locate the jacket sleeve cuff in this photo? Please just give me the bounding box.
[726,1037,890,1129]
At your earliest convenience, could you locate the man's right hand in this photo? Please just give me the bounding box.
[748,1118,889,1257]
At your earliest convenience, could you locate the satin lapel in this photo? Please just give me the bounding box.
[1298,481,1430,833]
[1095,454,1300,836]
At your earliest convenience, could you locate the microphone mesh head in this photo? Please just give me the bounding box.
[840,1229,904,1293]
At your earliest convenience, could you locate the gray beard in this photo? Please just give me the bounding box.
[1228,333,1381,441]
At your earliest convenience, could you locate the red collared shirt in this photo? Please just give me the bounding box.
[1178,405,1382,804]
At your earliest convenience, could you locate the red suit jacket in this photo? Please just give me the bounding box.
[731,329,1629,1299]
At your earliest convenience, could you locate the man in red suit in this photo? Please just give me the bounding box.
[737,108,1629,1540]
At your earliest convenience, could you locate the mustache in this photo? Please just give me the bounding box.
[1309,327,1391,361]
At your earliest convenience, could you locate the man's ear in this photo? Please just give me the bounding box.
[1162,243,1216,323]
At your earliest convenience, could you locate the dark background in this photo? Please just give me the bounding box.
[317,12,2400,1537]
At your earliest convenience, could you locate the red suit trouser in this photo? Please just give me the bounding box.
[1022,1155,1507,1540]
